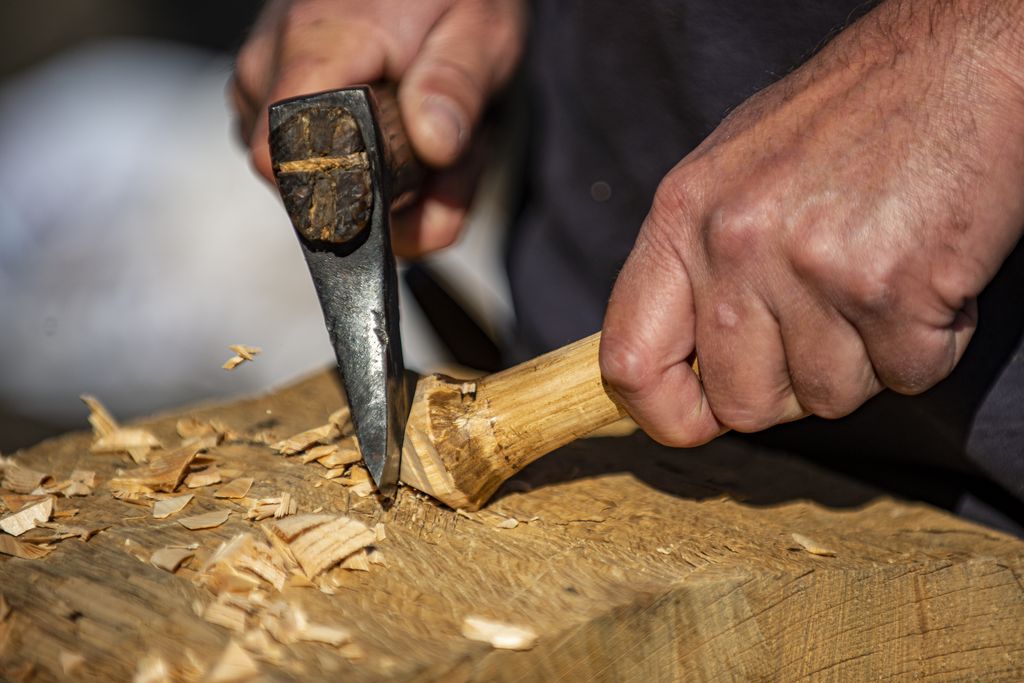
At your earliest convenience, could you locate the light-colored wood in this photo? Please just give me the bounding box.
[1,369,1022,681]
[399,332,698,510]
[401,332,630,509]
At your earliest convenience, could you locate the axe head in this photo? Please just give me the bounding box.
[269,86,416,498]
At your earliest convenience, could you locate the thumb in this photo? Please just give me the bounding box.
[398,2,523,167]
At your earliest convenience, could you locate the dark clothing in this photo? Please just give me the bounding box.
[508,1,1024,531]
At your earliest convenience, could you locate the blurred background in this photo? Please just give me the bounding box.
[0,2,520,451]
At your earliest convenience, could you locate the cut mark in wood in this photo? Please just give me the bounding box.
[274,152,368,174]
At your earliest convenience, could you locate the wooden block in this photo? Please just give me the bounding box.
[0,370,1021,681]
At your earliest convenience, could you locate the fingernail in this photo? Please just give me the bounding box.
[419,95,465,161]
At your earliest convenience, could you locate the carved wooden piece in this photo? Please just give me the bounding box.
[0,370,1022,681]
[401,333,629,509]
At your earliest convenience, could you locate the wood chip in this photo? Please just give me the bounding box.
[82,394,163,463]
[80,394,118,436]
[176,417,239,447]
[199,533,288,594]
[1,463,52,494]
[214,478,254,500]
[259,601,352,647]
[0,497,52,536]
[150,547,194,573]
[373,522,386,542]
[109,446,199,495]
[62,469,96,497]
[178,509,231,530]
[263,514,375,579]
[152,493,194,519]
[339,549,370,572]
[314,441,361,468]
[1,494,50,514]
[58,648,86,676]
[0,534,53,560]
[246,493,296,522]
[184,467,222,489]
[790,533,836,557]
[207,640,260,683]
[203,597,249,632]
[270,423,339,456]
[495,516,519,529]
[134,653,171,683]
[222,344,262,371]
[461,616,538,651]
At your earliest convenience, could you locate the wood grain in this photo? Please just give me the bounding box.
[1,369,1022,681]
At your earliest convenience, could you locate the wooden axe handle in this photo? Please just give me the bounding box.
[399,333,699,510]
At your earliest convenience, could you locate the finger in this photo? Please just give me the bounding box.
[248,20,395,181]
[694,284,805,432]
[777,296,882,419]
[391,138,486,259]
[855,307,975,395]
[399,1,524,167]
[232,0,290,143]
[600,227,721,448]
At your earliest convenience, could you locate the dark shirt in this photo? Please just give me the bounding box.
[508,0,1024,531]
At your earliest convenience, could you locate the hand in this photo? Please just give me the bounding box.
[601,0,1024,446]
[232,0,526,258]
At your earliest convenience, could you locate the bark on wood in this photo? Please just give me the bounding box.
[0,369,1022,681]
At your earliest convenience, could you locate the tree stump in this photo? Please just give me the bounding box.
[1,369,1021,681]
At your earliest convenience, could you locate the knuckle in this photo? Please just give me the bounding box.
[710,402,777,433]
[703,200,771,265]
[881,352,954,395]
[789,230,840,284]
[599,334,658,397]
[650,168,701,230]
[838,253,900,314]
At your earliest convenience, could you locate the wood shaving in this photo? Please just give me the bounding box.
[373,522,386,542]
[207,640,260,683]
[199,533,288,594]
[300,443,338,464]
[185,467,222,489]
[260,601,353,647]
[313,441,361,468]
[246,493,296,522]
[270,423,339,456]
[134,653,171,683]
[241,628,285,664]
[321,468,346,480]
[223,344,262,370]
[152,493,194,519]
[367,548,387,566]
[62,469,97,497]
[176,417,239,447]
[214,478,254,500]
[0,496,53,536]
[461,616,538,651]
[150,547,194,573]
[0,534,53,560]
[1,494,50,514]
[339,549,370,572]
[82,394,163,463]
[109,446,199,496]
[58,649,86,676]
[1,463,52,494]
[203,597,249,632]
[790,533,836,557]
[178,509,231,530]
[263,514,375,579]
[30,521,107,543]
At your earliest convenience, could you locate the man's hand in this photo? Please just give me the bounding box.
[232,0,526,258]
[601,0,1024,446]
